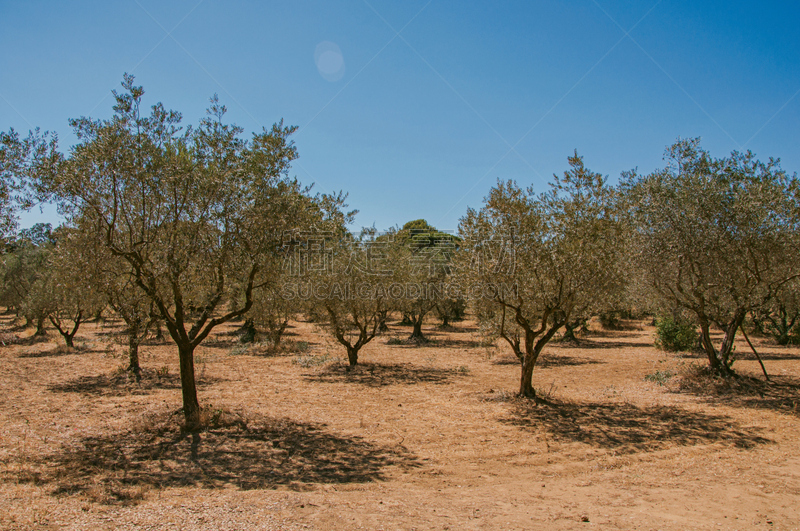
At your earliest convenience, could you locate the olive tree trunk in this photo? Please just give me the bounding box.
[178,342,201,429]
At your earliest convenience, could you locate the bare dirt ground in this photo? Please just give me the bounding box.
[1,312,799,530]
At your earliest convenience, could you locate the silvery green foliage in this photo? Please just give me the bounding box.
[0,128,59,245]
[315,228,393,366]
[460,152,626,397]
[623,138,800,375]
[40,225,105,347]
[15,74,336,428]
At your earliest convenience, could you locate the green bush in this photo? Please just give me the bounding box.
[654,315,698,352]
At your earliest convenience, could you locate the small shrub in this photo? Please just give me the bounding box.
[644,369,675,385]
[155,366,170,378]
[455,365,470,374]
[386,337,404,345]
[654,315,698,352]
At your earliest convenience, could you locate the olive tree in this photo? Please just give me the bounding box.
[0,224,54,330]
[460,153,626,399]
[20,75,320,429]
[325,231,392,366]
[624,139,800,376]
[41,226,104,348]
[104,266,158,380]
[249,281,297,346]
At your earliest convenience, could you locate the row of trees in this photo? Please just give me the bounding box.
[2,76,799,424]
[460,141,800,396]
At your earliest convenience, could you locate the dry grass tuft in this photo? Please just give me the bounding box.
[481,388,516,402]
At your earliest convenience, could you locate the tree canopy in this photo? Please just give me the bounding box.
[12,75,347,429]
[460,152,626,398]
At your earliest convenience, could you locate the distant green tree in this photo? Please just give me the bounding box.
[390,219,460,342]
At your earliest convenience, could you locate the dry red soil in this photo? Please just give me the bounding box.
[1,314,799,530]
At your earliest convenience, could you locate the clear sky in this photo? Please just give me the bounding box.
[2,0,798,232]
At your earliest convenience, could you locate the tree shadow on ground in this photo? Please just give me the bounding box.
[305,362,460,387]
[434,323,479,333]
[17,344,83,358]
[94,329,126,340]
[553,338,653,350]
[491,353,601,367]
[737,350,800,361]
[434,337,486,348]
[0,332,43,346]
[582,328,642,339]
[36,410,419,503]
[539,353,603,367]
[674,370,800,418]
[504,399,772,454]
[48,370,224,397]
[229,339,321,357]
[198,337,239,349]
[674,349,800,361]
[491,355,520,365]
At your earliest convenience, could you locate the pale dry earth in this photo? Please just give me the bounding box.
[1,313,799,530]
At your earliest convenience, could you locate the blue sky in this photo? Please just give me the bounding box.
[2,0,798,232]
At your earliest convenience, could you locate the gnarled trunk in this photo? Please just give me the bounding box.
[378,310,389,332]
[267,318,288,345]
[33,316,47,336]
[699,311,745,377]
[347,346,359,367]
[128,333,141,381]
[50,313,82,348]
[63,333,75,348]
[518,322,564,399]
[408,316,427,342]
[699,320,723,372]
[519,354,537,398]
[178,342,201,430]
